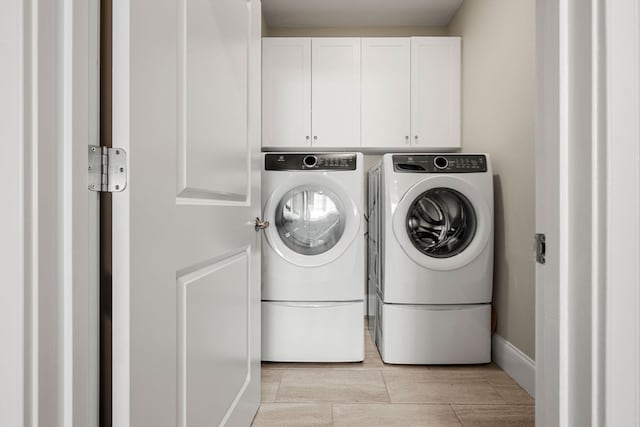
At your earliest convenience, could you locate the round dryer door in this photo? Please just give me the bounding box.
[275,187,345,256]
[392,175,492,271]
[263,179,361,267]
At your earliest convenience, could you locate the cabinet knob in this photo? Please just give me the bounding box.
[414,135,419,144]
[305,136,310,141]
[405,136,409,144]
[313,136,318,141]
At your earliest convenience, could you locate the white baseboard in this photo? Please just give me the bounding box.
[492,334,535,397]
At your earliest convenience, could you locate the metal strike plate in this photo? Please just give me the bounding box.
[535,233,546,264]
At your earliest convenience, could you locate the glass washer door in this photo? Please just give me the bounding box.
[406,187,477,258]
[275,185,346,256]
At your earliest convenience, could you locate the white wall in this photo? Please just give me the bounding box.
[448,0,536,359]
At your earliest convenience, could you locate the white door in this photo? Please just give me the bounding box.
[111,1,262,426]
[361,38,411,148]
[312,38,361,148]
[262,38,312,149]
[411,37,461,150]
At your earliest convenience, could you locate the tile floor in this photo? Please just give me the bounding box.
[251,329,534,426]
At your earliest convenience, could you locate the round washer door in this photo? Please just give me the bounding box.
[263,176,361,267]
[392,175,491,271]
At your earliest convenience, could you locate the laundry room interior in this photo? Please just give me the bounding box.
[7,0,640,425]
[255,0,535,425]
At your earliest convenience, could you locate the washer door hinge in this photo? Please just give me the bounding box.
[535,233,546,264]
[88,145,127,192]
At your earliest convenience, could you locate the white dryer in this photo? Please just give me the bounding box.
[262,153,365,362]
[373,153,494,364]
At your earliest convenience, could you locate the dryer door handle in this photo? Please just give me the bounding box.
[255,217,270,231]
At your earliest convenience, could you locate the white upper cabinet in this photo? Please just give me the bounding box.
[361,36,460,150]
[411,37,461,150]
[311,38,361,148]
[262,38,312,148]
[361,38,411,147]
[262,37,360,149]
[262,36,460,151]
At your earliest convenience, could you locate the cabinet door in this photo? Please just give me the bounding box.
[262,38,311,148]
[361,38,411,148]
[311,38,361,148]
[411,37,461,149]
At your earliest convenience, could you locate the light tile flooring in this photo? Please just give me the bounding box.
[252,330,534,426]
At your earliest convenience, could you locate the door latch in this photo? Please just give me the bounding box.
[535,233,546,264]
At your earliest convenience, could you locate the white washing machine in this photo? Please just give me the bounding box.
[261,152,365,362]
[373,153,494,364]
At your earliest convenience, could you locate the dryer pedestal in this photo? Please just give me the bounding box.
[375,295,491,364]
[262,301,364,362]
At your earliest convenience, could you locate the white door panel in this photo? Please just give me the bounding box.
[179,0,249,198]
[112,1,261,426]
[178,250,250,426]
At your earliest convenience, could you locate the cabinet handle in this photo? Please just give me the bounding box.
[313,136,318,141]
[305,136,310,141]
[405,136,410,144]
[414,135,419,144]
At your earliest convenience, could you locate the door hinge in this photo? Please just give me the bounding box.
[88,145,127,192]
[535,233,546,264]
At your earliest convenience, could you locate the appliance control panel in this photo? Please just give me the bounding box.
[265,153,357,171]
[393,154,487,173]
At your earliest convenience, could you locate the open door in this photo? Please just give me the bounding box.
[111,0,262,426]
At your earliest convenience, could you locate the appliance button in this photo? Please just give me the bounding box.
[303,155,318,168]
[434,156,448,170]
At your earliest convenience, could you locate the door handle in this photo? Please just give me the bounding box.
[255,218,270,231]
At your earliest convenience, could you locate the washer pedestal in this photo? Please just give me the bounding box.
[262,301,364,362]
[375,296,491,365]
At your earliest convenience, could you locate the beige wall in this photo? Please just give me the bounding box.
[262,13,270,36]
[448,0,536,358]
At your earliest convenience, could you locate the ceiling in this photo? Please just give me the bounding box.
[261,0,464,28]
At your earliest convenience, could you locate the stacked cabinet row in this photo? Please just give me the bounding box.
[262,37,461,151]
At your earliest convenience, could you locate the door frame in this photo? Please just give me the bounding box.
[536,0,640,425]
[0,0,100,426]
[603,0,640,424]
